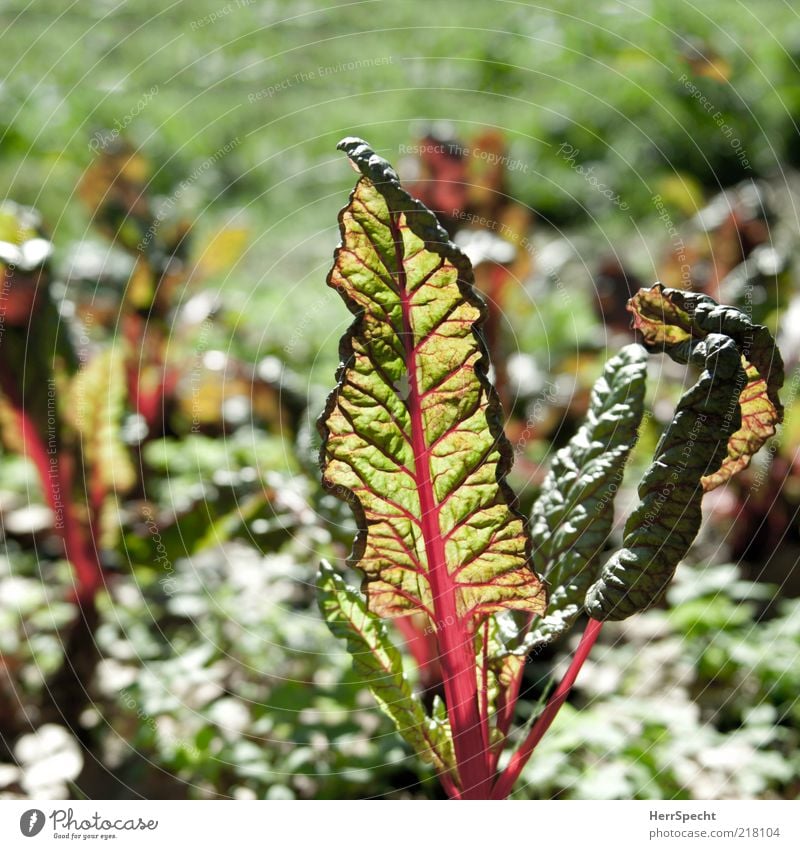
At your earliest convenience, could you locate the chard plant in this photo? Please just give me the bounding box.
[317,138,784,800]
[0,202,134,729]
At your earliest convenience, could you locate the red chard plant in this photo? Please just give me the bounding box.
[318,139,784,800]
[0,202,135,730]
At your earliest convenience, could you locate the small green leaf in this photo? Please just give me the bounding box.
[524,345,648,647]
[480,615,525,738]
[317,561,454,775]
[429,694,455,769]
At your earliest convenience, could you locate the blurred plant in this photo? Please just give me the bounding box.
[0,134,318,766]
[75,139,293,440]
[77,142,185,435]
[0,201,135,730]
[317,139,784,800]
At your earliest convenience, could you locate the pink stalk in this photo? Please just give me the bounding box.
[391,212,492,800]
[393,616,443,693]
[438,770,461,800]
[479,619,491,754]
[490,618,604,799]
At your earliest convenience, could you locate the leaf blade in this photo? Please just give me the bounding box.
[318,138,545,627]
[66,347,136,495]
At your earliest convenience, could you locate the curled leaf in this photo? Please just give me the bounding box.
[317,561,454,774]
[586,332,745,620]
[318,138,544,629]
[629,283,784,490]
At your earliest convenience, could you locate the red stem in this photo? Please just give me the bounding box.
[124,313,172,434]
[490,618,604,799]
[438,771,461,800]
[89,456,106,533]
[0,373,102,603]
[479,619,490,753]
[57,453,103,603]
[393,616,442,692]
[123,314,144,419]
[391,212,491,800]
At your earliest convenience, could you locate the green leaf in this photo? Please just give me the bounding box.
[193,491,267,553]
[429,694,456,770]
[317,561,454,774]
[628,283,784,490]
[524,344,648,646]
[318,137,545,629]
[586,307,752,620]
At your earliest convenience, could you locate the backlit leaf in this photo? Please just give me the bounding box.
[318,138,545,629]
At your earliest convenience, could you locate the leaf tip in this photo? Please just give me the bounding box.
[336,135,368,153]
